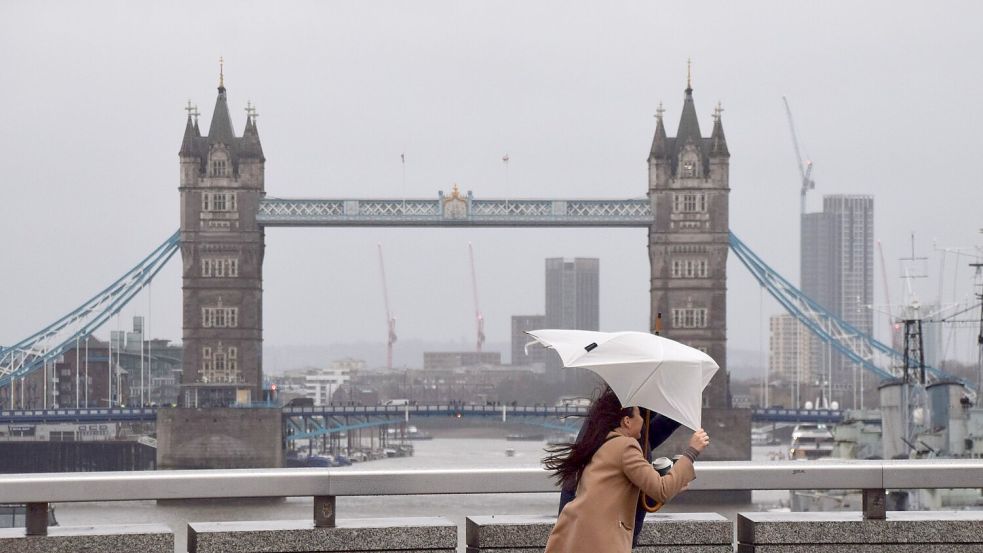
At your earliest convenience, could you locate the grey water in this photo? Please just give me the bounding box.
[54,439,788,553]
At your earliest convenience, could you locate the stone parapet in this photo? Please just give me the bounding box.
[188,516,456,553]
[466,513,732,552]
[738,511,983,552]
[0,523,172,553]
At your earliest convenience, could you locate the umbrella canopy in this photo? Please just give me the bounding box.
[525,329,719,431]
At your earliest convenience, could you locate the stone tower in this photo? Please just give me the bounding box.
[178,73,265,407]
[648,77,731,409]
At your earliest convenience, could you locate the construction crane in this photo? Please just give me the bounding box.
[877,240,898,347]
[377,244,397,370]
[782,96,816,215]
[468,242,486,353]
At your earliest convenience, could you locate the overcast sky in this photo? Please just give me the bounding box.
[1,1,981,367]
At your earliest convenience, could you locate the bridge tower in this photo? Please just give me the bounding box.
[648,74,731,409]
[178,72,265,406]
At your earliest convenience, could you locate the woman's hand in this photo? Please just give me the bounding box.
[688,428,710,452]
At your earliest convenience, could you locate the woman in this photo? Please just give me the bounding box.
[556,406,681,547]
[543,388,709,553]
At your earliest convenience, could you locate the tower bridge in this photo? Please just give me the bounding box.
[174,74,733,411]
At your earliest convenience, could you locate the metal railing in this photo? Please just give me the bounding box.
[0,405,851,425]
[1,460,981,535]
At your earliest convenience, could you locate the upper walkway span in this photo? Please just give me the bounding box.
[256,196,654,227]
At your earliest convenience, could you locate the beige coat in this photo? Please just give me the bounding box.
[544,431,696,553]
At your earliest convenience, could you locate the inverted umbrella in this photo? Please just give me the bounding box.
[525,329,718,431]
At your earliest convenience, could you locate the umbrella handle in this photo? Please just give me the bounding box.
[639,409,666,512]
[641,494,665,513]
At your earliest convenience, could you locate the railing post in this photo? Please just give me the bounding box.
[25,502,48,535]
[862,488,886,520]
[314,495,336,528]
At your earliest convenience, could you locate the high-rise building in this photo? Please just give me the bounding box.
[545,258,599,381]
[511,315,546,367]
[799,195,874,407]
[545,258,599,331]
[769,313,815,407]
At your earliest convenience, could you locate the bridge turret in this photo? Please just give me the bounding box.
[647,103,671,194]
[178,67,266,407]
[708,102,730,190]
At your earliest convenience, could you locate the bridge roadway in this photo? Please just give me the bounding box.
[0,405,844,425]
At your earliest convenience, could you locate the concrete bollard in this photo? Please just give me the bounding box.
[188,516,456,553]
[737,511,983,552]
[465,513,733,552]
[0,523,173,553]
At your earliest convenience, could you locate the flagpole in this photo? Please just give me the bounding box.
[400,152,406,214]
[502,153,510,215]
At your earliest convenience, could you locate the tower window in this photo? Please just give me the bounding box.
[201,193,237,213]
[672,308,708,328]
[211,160,227,177]
[200,343,240,384]
[671,257,709,278]
[672,193,707,213]
[202,257,238,278]
[201,307,239,328]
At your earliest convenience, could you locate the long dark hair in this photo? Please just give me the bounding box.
[543,386,634,490]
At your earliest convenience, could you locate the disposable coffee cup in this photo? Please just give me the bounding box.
[652,456,673,476]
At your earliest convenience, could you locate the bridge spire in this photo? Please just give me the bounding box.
[676,62,702,146]
[207,67,236,147]
[686,57,692,92]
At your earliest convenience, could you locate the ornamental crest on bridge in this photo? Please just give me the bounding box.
[440,184,469,220]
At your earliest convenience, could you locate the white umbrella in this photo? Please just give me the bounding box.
[525,329,719,431]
